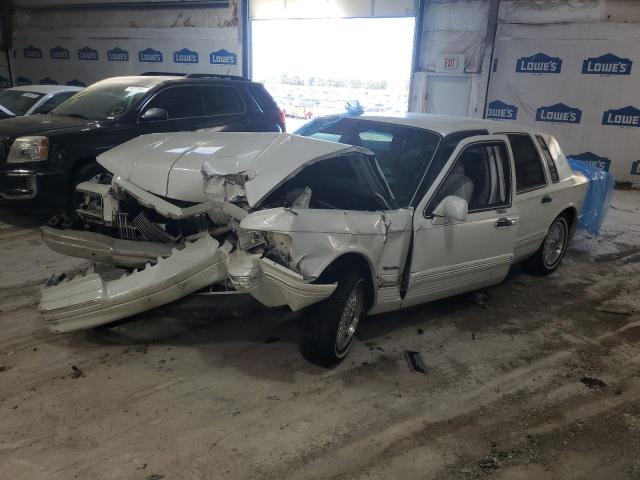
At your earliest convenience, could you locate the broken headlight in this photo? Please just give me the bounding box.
[76,190,104,219]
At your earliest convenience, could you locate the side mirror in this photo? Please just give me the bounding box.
[433,195,468,222]
[140,107,168,122]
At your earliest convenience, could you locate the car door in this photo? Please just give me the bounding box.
[402,135,519,308]
[139,85,202,134]
[502,133,552,261]
[194,85,255,131]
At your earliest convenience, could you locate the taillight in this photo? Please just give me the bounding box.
[278,108,286,131]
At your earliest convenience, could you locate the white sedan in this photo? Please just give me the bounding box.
[40,113,588,367]
[0,85,83,118]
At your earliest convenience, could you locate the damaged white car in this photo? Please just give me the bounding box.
[40,114,588,366]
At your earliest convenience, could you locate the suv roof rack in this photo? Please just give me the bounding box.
[140,72,187,76]
[185,73,250,81]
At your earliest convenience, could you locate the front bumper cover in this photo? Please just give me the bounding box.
[41,226,175,268]
[40,234,337,332]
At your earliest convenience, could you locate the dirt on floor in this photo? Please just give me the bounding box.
[1,191,639,480]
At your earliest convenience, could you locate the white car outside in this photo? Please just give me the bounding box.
[0,85,83,117]
[40,113,588,366]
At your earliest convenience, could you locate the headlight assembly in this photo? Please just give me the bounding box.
[7,136,49,163]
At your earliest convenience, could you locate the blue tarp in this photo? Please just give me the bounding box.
[568,158,615,235]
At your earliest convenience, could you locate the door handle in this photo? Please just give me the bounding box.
[494,217,517,228]
[541,195,553,204]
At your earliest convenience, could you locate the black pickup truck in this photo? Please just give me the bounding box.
[0,74,285,211]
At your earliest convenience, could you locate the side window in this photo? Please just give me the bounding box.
[536,135,559,183]
[34,92,76,114]
[358,130,393,152]
[144,86,203,119]
[508,134,546,192]
[429,142,511,214]
[200,86,245,115]
[246,84,277,111]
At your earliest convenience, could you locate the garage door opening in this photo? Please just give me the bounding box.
[252,17,416,131]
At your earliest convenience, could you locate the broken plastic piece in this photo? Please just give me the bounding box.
[404,350,429,375]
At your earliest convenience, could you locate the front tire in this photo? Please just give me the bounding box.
[300,272,365,367]
[524,216,569,276]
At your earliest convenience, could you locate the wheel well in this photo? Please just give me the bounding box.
[315,253,376,310]
[559,207,578,233]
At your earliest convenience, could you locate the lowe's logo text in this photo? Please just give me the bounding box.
[569,152,611,172]
[107,47,129,62]
[174,48,198,64]
[67,79,86,87]
[582,53,632,75]
[39,77,58,85]
[631,160,640,176]
[50,46,70,60]
[16,76,32,86]
[602,106,640,127]
[138,48,163,63]
[516,53,562,73]
[23,45,42,59]
[486,100,518,120]
[78,46,98,61]
[535,103,582,124]
[210,49,237,65]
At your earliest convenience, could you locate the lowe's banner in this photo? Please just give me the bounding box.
[487,23,640,185]
[12,27,242,88]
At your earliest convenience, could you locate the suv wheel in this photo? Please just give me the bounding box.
[524,216,569,276]
[300,272,365,367]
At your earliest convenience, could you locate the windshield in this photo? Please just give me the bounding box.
[296,117,441,207]
[0,90,45,116]
[51,79,154,120]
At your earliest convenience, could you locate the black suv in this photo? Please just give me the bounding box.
[0,74,285,211]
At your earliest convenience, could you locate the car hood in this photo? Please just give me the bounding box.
[0,113,100,137]
[99,131,364,207]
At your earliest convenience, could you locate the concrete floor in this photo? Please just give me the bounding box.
[1,190,639,480]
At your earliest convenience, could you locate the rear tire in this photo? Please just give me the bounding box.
[524,216,569,276]
[300,272,365,367]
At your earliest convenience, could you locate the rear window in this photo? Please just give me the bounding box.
[200,86,245,115]
[508,134,547,192]
[247,84,278,111]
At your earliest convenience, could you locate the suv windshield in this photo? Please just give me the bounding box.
[51,78,159,120]
[0,89,45,116]
[296,117,441,207]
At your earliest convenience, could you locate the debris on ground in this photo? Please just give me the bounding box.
[70,365,82,379]
[417,328,424,335]
[478,456,499,469]
[146,474,164,480]
[404,351,429,375]
[580,377,607,389]
[0,364,6,372]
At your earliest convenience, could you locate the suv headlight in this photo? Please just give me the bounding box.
[7,136,49,163]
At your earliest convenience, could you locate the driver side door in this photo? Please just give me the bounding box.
[402,135,519,307]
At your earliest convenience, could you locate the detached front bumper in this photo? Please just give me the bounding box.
[41,226,175,268]
[40,234,337,332]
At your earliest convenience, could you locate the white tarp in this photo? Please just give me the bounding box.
[487,22,640,185]
[11,27,242,88]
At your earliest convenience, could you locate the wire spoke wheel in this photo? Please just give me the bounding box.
[543,219,568,268]
[335,281,364,353]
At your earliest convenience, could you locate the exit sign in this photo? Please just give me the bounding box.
[436,54,465,73]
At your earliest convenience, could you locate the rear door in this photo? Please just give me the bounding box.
[194,85,254,131]
[139,85,202,134]
[503,133,552,261]
[403,135,518,307]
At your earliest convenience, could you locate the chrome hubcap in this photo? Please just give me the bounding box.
[335,282,364,352]
[543,220,567,267]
